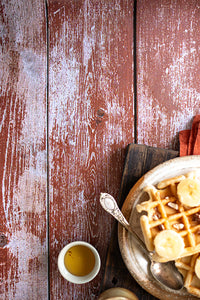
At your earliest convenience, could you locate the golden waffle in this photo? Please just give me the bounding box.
[136,171,200,262]
[175,254,200,297]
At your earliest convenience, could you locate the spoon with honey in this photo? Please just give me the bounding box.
[100,193,184,291]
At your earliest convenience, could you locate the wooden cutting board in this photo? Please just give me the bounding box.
[99,144,179,299]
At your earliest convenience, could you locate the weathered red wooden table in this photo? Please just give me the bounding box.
[1,1,200,299]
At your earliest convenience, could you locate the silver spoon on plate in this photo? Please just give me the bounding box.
[100,193,184,291]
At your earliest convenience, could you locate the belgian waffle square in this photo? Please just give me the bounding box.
[136,173,200,262]
[175,254,200,297]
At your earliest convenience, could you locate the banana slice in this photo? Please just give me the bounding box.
[154,230,185,260]
[177,178,200,207]
[195,257,200,279]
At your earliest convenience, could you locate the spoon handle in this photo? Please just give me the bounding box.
[100,193,150,258]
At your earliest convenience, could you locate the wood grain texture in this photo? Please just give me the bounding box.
[137,0,200,150]
[47,0,134,299]
[100,144,178,300]
[2,0,200,299]
[0,1,47,299]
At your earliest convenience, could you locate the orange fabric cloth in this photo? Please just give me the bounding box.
[179,115,200,156]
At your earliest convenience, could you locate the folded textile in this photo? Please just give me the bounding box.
[179,115,200,156]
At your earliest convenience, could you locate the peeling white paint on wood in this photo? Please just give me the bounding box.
[137,0,200,149]
[48,0,134,299]
[6,229,47,298]
[0,0,47,299]
[13,166,46,214]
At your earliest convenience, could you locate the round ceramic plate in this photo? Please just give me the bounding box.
[118,155,200,300]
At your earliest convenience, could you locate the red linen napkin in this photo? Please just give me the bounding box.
[179,115,200,156]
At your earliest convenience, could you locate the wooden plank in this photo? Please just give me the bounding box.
[100,144,179,299]
[47,0,134,299]
[0,1,47,299]
[136,0,200,150]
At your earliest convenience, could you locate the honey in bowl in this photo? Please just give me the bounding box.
[64,245,95,276]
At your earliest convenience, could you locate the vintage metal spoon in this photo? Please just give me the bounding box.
[100,193,184,291]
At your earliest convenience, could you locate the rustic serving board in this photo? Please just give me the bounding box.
[99,144,179,299]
